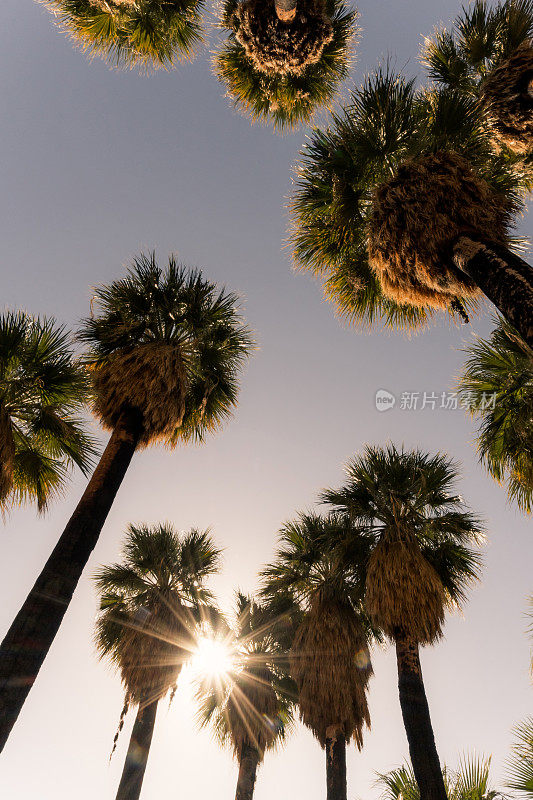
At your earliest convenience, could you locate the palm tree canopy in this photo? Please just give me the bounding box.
[458,316,533,512]
[290,67,527,324]
[95,522,222,708]
[214,0,357,129]
[261,512,374,747]
[43,0,204,71]
[78,252,254,446]
[377,755,503,800]
[195,593,294,759]
[0,311,96,512]
[506,718,533,798]
[422,0,533,155]
[322,444,484,641]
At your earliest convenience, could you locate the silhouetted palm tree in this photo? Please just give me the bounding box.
[423,0,533,157]
[95,523,221,800]
[262,512,374,800]
[43,0,204,71]
[196,593,294,800]
[0,311,96,512]
[323,445,483,800]
[459,315,533,512]
[0,253,253,751]
[290,68,533,343]
[213,0,357,129]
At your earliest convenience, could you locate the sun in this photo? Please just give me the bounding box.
[191,637,235,679]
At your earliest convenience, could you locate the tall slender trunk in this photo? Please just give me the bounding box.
[274,0,297,22]
[395,633,447,800]
[115,695,158,800]
[325,726,347,800]
[452,236,533,348]
[235,743,261,800]
[0,410,142,752]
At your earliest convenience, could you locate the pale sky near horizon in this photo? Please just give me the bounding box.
[0,1,531,799]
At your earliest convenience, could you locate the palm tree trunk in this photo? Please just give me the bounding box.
[395,633,447,800]
[325,726,347,800]
[452,236,533,348]
[116,696,158,800]
[275,0,297,22]
[235,743,260,800]
[0,410,142,752]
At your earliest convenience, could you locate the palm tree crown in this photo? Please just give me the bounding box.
[43,0,204,71]
[422,0,533,156]
[213,0,357,129]
[290,68,526,327]
[458,316,533,512]
[79,252,254,446]
[0,311,96,512]
[322,444,484,643]
[506,718,533,799]
[95,522,222,714]
[261,512,373,750]
[377,756,503,800]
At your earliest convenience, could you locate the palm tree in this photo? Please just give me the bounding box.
[261,512,374,800]
[289,67,533,344]
[377,755,503,800]
[213,0,357,129]
[196,593,294,800]
[458,315,533,512]
[0,311,96,513]
[422,0,533,157]
[42,0,204,71]
[95,522,221,800]
[0,253,253,751]
[323,444,484,800]
[506,718,533,799]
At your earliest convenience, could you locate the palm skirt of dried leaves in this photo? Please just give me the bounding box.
[0,407,15,502]
[231,0,333,75]
[481,43,533,155]
[90,342,187,446]
[368,151,512,309]
[290,598,372,748]
[225,667,279,757]
[365,538,445,645]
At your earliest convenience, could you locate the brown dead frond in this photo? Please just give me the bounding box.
[481,43,533,154]
[0,407,15,503]
[225,666,279,757]
[368,151,510,309]
[365,538,445,645]
[231,0,333,75]
[91,342,187,446]
[290,598,372,748]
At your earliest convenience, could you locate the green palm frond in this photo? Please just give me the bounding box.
[0,311,97,513]
[458,315,533,512]
[506,718,533,798]
[213,0,358,130]
[42,0,205,71]
[376,755,502,800]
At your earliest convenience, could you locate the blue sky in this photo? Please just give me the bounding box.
[0,1,531,798]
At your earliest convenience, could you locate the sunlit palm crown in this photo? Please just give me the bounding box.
[0,311,96,512]
[377,755,503,800]
[290,68,527,324]
[78,253,253,447]
[214,0,357,129]
[196,593,293,758]
[43,0,204,71]
[322,445,484,643]
[95,523,222,710]
[506,717,533,798]
[261,513,373,748]
[423,0,533,155]
[458,316,533,513]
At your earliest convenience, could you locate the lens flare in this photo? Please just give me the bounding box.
[191,637,234,679]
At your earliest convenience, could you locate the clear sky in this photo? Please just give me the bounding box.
[0,1,531,798]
